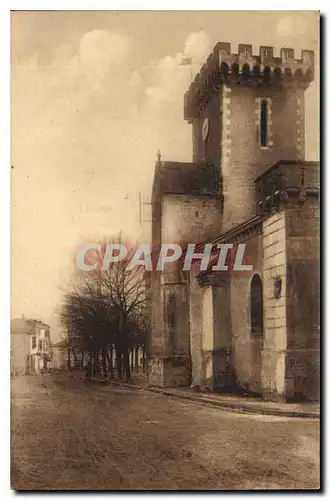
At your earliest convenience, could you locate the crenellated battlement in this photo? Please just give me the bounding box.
[184,42,315,121]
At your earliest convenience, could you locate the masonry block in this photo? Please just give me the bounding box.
[148,355,191,388]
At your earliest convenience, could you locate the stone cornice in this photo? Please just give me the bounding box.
[194,217,264,286]
[162,281,186,286]
[254,160,320,183]
[255,161,320,215]
[211,215,264,246]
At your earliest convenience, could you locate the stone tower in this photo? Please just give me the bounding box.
[184,43,315,231]
[149,42,318,400]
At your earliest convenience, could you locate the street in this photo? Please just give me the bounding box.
[11,374,320,491]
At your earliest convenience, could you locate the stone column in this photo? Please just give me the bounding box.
[200,276,234,392]
[201,284,214,390]
[211,277,235,390]
[189,273,203,388]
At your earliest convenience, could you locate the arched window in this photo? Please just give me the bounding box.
[250,274,264,334]
[260,99,268,147]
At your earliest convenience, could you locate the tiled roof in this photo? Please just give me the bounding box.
[11,318,50,335]
[157,161,220,195]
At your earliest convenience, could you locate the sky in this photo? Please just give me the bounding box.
[11,11,319,341]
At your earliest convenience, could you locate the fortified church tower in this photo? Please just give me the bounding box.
[148,42,319,401]
[184,42,314,230]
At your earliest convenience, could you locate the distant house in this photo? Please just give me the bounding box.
[11,318,52,375]
[51,339,67,371]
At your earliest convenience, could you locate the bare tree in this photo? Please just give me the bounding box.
[60,236,148,381]
[93,239,147,380]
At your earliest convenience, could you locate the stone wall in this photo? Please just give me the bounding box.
[163,282,189,355]
[150,168,164,357]
[149,191,222,388]
[285,201,320,400]
[11,333,30,376]
[148,355,191,388]
[210,280,234,390]
[262,212,287,400]
[188,271,203,387]
[161,194,222,246]
[231,231,264,393]
[261,203,320,402]
[201,285,215,390]
[192,91,221,166]
[222,84,304,232]
[148,356,164,387]
[150,192,223,388]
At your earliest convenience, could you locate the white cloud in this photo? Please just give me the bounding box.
[11,28,212,331]
[144,31,211,109]
[184,30,211,64]
[276,14,318,43]
[141,31,211,162]
[79,30,130,69]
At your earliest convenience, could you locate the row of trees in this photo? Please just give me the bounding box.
[60,240,149,381]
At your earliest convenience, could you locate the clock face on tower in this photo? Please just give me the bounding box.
[202,117,209,141]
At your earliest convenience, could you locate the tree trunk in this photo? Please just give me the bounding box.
[107,346,114,379]
[130,349,134,373]
[72,348,77,370]
[119,311,131,381]
[142,345,146,373]
[102,347,107,377]
[96,349,100,377]
[67,348,72,371]
[135,347,139,374]
[123,344,131,382]
[92,350,97,377]
[116,345,123,379]
[86,352,93,378]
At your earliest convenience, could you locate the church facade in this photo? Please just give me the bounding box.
[147,42,319,402]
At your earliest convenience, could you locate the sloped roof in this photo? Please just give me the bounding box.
[157,161,220,196]
[10,318,30,335]
[11,318,50,335]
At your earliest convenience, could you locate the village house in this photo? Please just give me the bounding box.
[148,42,319,402]
[11,318,52,375]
